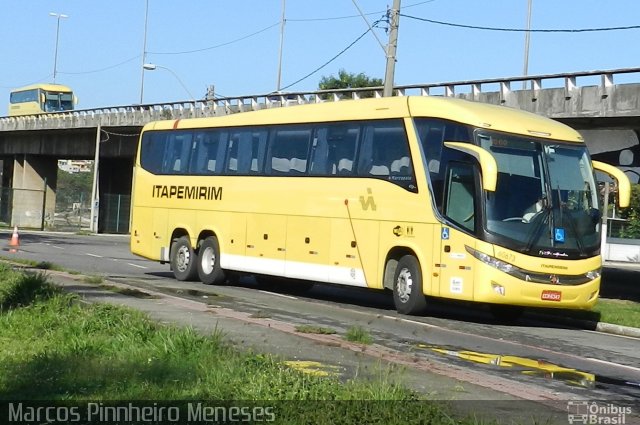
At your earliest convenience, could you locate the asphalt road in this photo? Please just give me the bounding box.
[2,230,640,408]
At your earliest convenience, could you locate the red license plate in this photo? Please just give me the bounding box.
[541,290,562,301]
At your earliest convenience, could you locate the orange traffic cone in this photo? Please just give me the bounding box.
[9,226,19,252]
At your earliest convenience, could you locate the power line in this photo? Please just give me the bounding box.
[45,22,280,77]
[0,74,54,89]
[148,22,280,55]
[59,55,141,75]
[401,13,640,33]
[280,27,373,91]
[288,0,434,22]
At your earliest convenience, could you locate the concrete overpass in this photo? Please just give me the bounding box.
[1,67,639,231]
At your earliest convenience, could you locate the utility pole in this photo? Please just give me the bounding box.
[383,0,401,97]
[276,0,286,92]
[522,0,533,89]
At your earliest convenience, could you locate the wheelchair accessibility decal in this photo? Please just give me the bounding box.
[441,227,450,240]
[554,227,565,243]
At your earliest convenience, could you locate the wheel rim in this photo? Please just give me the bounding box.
[176,245,191,272]
[396,267,413,303]
[201,246,215,275]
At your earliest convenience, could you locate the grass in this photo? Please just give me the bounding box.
[295,324,337,335]
[540,298,640,329]
[84,275,104,284]
[0,265,473,425]
[593,299,640,328]
[344,326,374,345]
[0,256,66,272]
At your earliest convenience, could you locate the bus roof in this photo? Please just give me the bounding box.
[144,96,583,143]
[12,83,73,93]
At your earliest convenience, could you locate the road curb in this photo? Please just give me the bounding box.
[595,321,640,338]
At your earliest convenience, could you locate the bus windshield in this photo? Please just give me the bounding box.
[44,91,73,112]
[478,131,600,258]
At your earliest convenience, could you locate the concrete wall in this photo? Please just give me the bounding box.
[10,155,57,228]
[604,239,640,262]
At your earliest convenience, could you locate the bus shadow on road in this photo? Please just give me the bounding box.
[140,270,604,331]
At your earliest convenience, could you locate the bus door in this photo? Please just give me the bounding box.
[437,162,478,301]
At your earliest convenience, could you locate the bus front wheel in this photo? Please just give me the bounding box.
[197,236,225,285]
[392,255,427,315]
[170,236,199,281]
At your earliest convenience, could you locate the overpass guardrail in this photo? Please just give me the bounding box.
[2,67,640,131]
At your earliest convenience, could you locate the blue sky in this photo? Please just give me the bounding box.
[1,0,639,115]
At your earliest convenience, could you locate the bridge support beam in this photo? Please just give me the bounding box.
[8,155,57,229]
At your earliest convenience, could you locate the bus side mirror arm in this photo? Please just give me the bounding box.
[592,160,631,208]
[444,142,497,192]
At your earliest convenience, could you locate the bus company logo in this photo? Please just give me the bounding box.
[152,185,222,201]
[541,289,561,301]
[567,401,631,424]
[359,188,377,211]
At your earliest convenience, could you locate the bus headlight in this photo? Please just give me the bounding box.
[465,246,518,276]
[465,246,601,286]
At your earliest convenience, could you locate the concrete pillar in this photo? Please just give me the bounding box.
[11,155,57,229]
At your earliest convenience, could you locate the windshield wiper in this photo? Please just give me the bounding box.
[556,186,586,256]
[522,194,552,253]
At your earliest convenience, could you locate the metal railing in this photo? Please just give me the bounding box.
[2,67,640,131]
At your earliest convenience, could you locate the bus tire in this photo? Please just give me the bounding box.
[170,236,199,281]
[392,255,427,315]
[197,236,225,285]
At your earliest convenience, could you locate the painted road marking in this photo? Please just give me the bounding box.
[258,290,297,300]
[585,357,640,373]
[381,315,440,329]
[127,263,147,269]
[283,360,341,377]
[87,253,102,258]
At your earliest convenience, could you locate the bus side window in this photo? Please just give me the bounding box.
[358,120,415,189]
[444,162,477,233]
[330,124,359,175]
[140,132,167,174]
[250,130,268,174]
[309,128,329,175]
[190,130,228,175]
[268,126,312,175]
[162,131,193,174]
[226,128,266,175]
[416,119,472,210]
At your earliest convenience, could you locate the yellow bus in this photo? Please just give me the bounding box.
[8,83,75,116]
[130,96,630,319]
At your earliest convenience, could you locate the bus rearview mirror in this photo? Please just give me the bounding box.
[443,141,497,192]
[592,160,631,208]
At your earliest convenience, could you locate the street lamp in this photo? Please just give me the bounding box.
[49,12,68,84]
[143,63,195,100]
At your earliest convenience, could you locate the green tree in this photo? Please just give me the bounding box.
[318,69,383,98]
[56,167,93,211]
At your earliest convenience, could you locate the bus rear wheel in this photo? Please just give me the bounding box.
[170,236,199,281]
[393,255,427,315]
[197,236,225,285]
